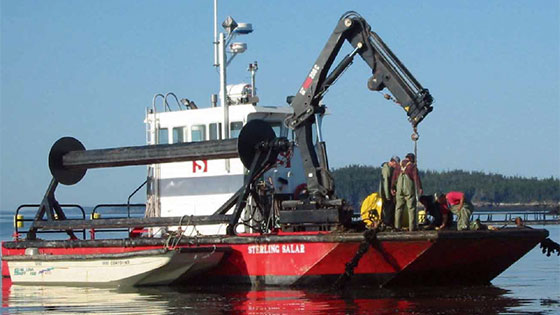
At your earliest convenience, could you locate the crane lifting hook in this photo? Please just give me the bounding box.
[411,127,419,142]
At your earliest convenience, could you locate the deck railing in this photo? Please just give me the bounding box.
[14,204,87,239]
[472,211,559,225]
[90,203,146,239]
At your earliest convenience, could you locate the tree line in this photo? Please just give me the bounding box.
[332,165,560,209]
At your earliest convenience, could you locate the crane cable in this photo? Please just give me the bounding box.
[379,91,420,199]
[412,127,419,203]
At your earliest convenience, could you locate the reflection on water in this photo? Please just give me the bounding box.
[206,285,520,314]
[2,280,169,314]
[0,280,528,314]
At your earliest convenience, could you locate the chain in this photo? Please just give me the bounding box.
[332,228,378,290]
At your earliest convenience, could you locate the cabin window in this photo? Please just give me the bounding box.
[146,123,152,144]
[191,125,206,142]
[230,121,243,138]
[270,122,282,137]
[209,123,222,140]
[157,128,169,144]
[172,127,185,143]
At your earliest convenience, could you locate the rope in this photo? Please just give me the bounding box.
[164,215,197,250]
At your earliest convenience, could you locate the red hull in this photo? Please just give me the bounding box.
[1,228,548,287]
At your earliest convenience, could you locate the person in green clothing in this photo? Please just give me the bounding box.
[444,191,481,231]
[391,153,423,231]
[379,155,400,228]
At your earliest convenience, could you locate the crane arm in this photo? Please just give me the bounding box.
[286,11,433,202]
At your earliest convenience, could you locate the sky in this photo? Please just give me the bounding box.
[1,0,559,211]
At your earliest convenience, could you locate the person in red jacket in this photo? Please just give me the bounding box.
[444,191,480,230]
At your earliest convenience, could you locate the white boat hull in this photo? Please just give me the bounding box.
[3,248,225,286]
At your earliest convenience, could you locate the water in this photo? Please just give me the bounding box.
[1,213,559,314]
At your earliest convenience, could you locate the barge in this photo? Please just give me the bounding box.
[2,229,547,287]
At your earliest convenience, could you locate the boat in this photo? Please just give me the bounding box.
[2,229,548,287]
[2,247,228,286]
[1,4,553,288]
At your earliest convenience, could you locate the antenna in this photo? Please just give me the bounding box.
[213,0,218,67]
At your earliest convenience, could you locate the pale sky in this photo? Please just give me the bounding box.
[1,0,559,210]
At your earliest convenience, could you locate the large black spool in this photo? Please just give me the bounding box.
[49,137,87,185]
[237,119,277,169]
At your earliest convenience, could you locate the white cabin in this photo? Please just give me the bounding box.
[142,8,310,235]
[144,96,306,235]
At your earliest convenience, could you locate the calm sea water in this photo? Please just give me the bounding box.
[0,212,558,314]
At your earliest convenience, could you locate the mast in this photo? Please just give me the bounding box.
[213,0,218,67]
[213,1,253,142]
[219,32,229,141]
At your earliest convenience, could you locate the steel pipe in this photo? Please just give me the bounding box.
[63,139,238,169]
[49,137,238,185]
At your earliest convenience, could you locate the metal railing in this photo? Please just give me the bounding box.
[14,204,86,239]
[473,211,559,225]
[127,180,147,215]
[90,203,146,239]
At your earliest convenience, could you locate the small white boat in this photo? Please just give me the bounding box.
[3,247,227,287]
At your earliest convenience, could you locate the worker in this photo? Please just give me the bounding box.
[419,193,451,229]
[434,193,452,229]
[379,155,400,228]
[391,153,423,231]
[444,191,481,231]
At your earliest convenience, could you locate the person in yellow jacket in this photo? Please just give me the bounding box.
[391,153,423,231]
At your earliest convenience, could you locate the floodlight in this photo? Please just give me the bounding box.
[234,23,253,34]
[230,42,247,54]
[222,16,238,35]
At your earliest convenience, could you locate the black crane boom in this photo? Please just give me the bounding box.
[286,11,434,203]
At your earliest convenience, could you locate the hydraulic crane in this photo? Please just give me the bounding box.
[285,11,433,210]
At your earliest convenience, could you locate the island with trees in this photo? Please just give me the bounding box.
[332,165,560,212]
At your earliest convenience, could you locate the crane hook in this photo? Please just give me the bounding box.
[411,127,419,142]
